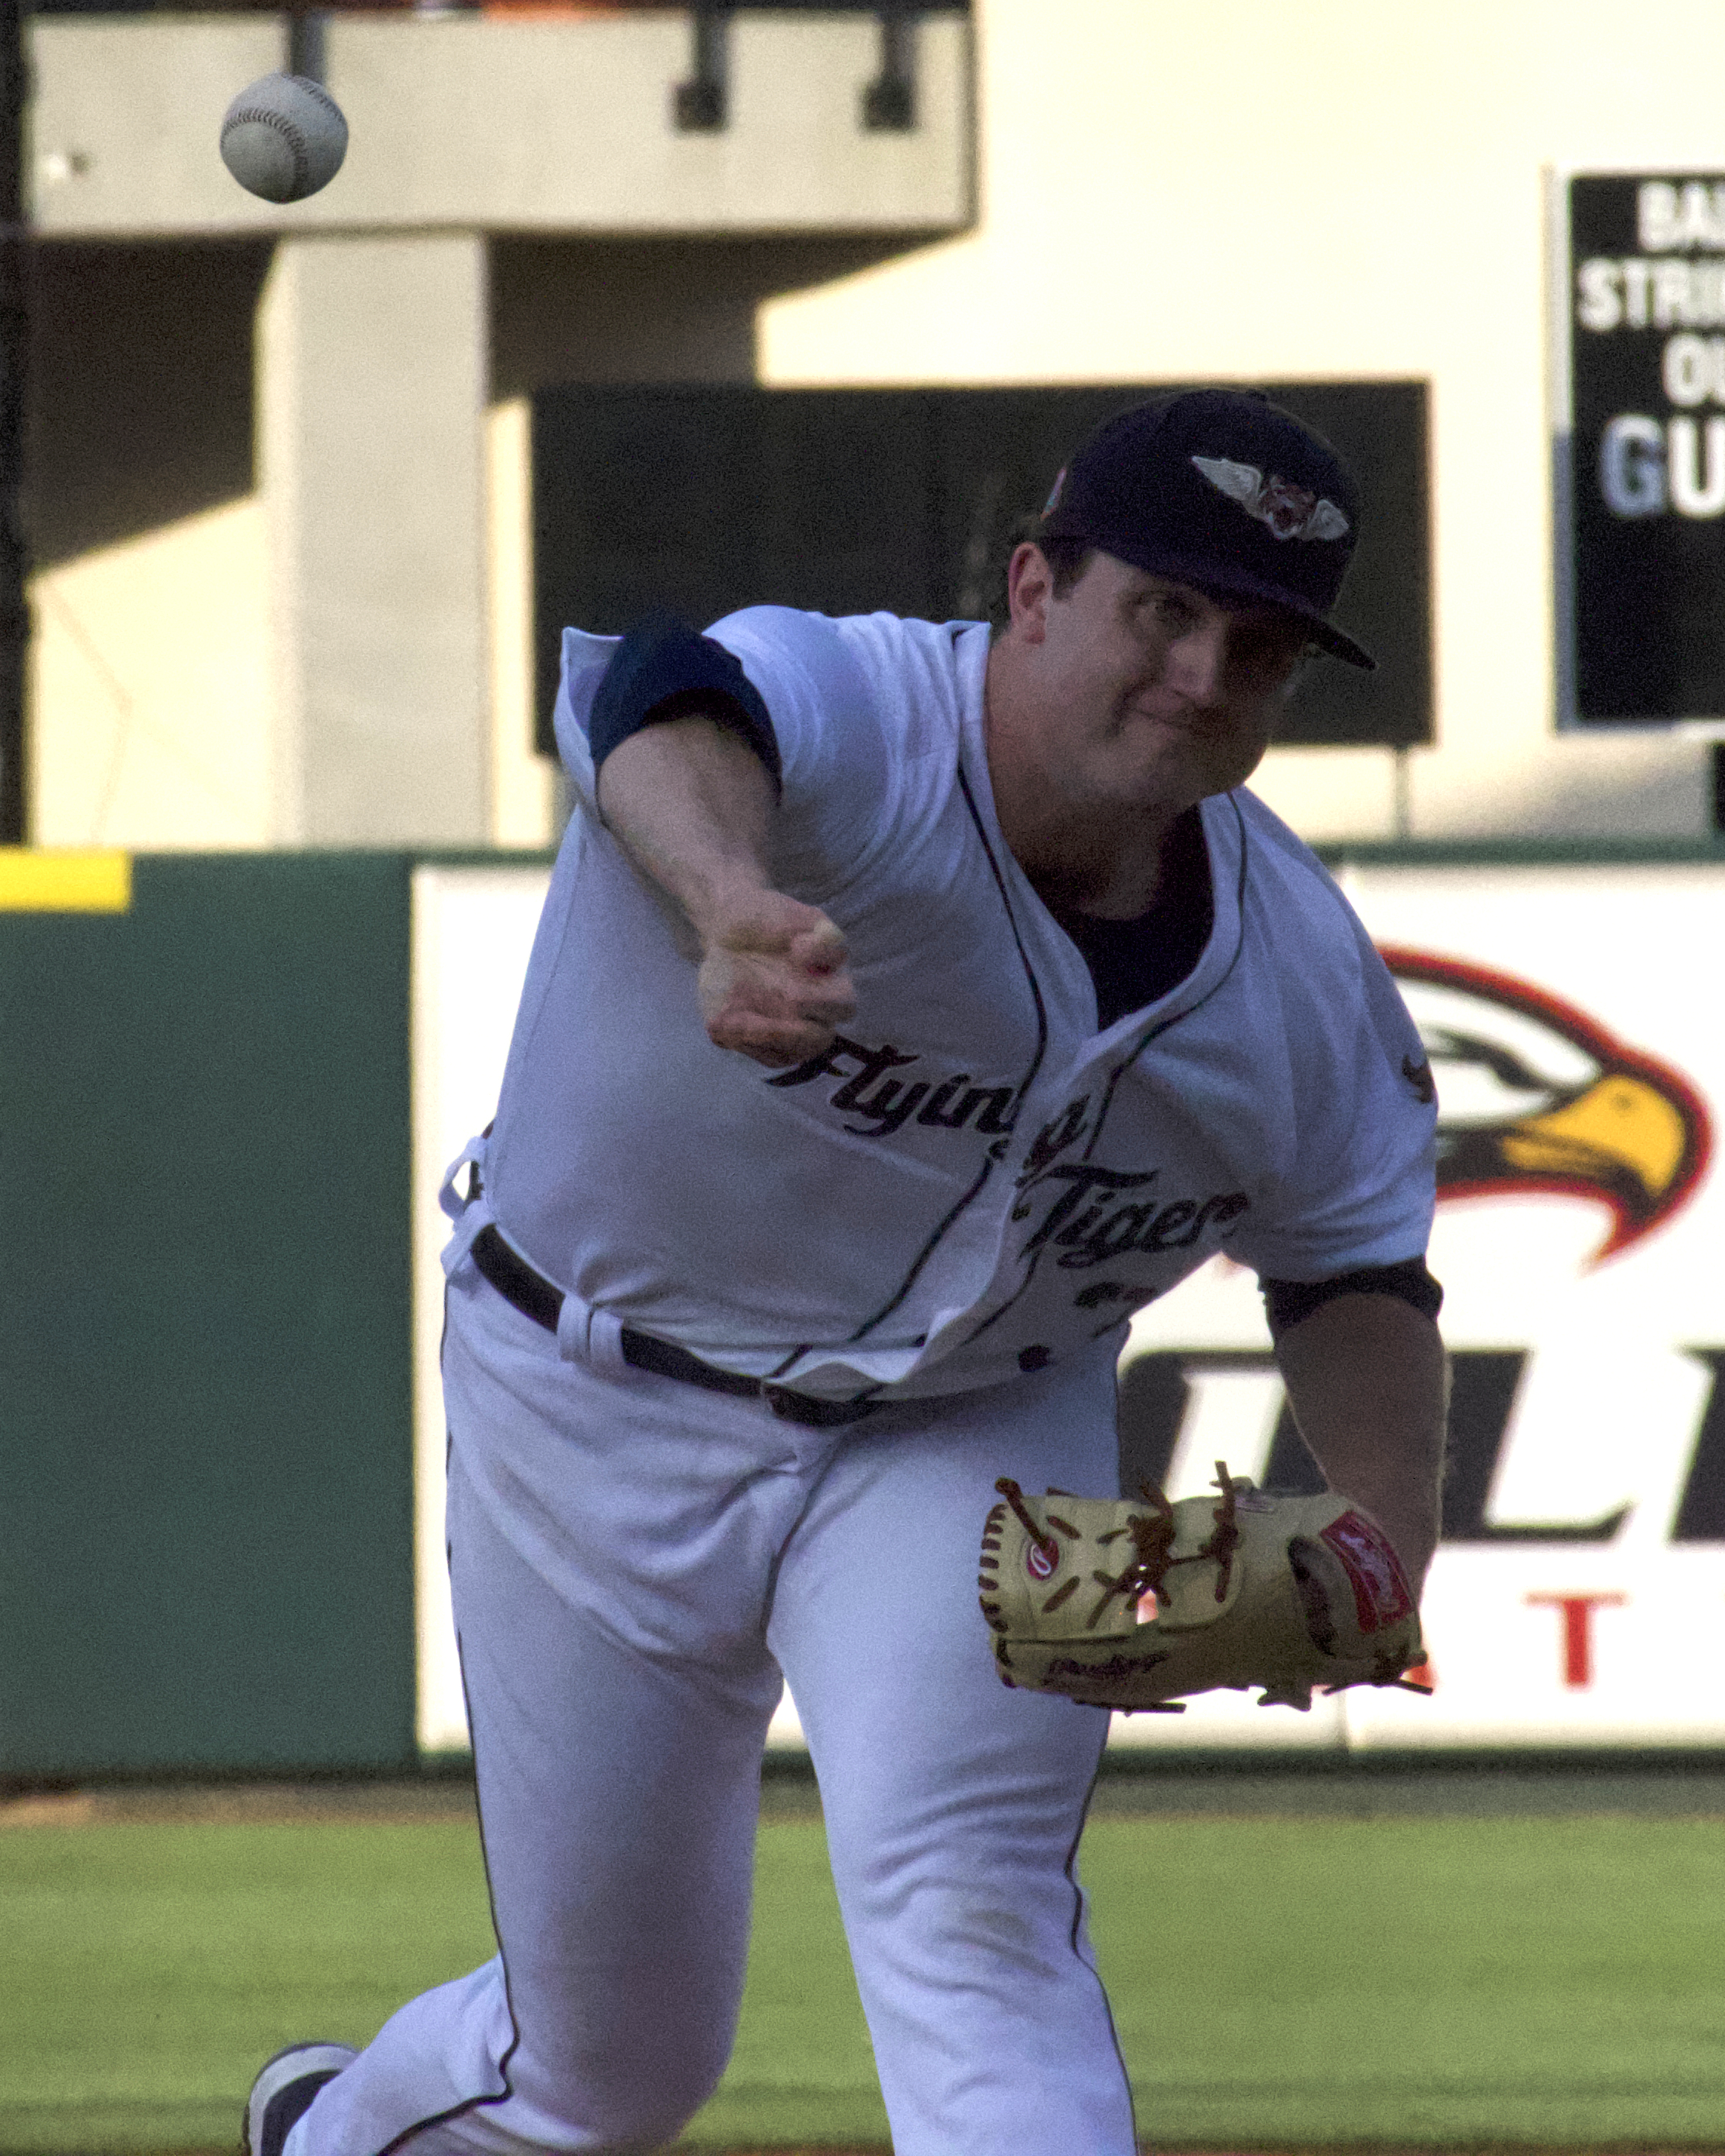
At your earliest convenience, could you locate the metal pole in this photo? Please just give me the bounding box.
[1392,742,1413,843]
[674,4,728,132]
[863,4,916,131]
[288,6,327,86]
[0,0,28,845]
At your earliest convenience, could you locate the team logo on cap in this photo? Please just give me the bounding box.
[1190,455,1350,542]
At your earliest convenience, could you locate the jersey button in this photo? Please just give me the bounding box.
[1017,1345,1053,1373]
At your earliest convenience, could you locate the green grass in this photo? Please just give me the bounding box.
[1089,1816,1725,2147]
[0,1820,497,2155]
[2,1810,1724,2150]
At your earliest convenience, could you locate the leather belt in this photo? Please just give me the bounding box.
[469,1224,880,1430]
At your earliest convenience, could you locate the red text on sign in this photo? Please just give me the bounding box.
[1526,1592,1628,1687]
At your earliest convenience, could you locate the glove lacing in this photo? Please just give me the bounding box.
[996,1462,1245,1632]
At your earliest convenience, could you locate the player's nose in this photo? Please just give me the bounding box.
[1165,616,1231,707]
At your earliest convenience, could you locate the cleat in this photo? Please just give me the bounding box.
[242,2041,357,2156]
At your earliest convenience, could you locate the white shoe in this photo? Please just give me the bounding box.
[241,2041,357,2156]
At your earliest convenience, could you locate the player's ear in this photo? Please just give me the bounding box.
[1005,542,1056,644]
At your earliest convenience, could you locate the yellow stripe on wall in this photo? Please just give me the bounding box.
[0,849,133,912]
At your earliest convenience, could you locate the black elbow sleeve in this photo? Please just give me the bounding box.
[1261,1259,1444,1342]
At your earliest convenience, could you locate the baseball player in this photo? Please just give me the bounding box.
[245,390,1445,2156]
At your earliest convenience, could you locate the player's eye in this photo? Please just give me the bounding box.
[1144,593,1198,636]
[1230,623,1309,682]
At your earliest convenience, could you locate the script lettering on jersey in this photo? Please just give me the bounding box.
[1019,1095,1092,1181]
[768,1033,1017,1140]
[1015,1161,1250,1269]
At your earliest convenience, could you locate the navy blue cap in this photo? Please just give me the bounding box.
[1039,390,1374,670]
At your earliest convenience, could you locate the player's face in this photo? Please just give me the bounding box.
[1006,547,1310,814]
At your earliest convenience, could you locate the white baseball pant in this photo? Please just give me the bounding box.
[288,1262,1137,2156]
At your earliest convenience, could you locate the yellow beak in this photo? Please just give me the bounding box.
[1500,1072,1688,1201]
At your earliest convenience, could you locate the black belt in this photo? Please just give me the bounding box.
[469,1224,880,1430]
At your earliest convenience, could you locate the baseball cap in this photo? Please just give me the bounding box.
[1038,389,1375,670]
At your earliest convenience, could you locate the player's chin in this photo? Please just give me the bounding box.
[1134,701,1272,771]
[1124,740,1251,811]
[1169,732,1270,802]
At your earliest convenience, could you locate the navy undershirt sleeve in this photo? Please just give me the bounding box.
[1261,1259,1444,1339]
[588,611,781,789]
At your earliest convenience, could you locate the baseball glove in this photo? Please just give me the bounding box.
[977,1463,1430,1712]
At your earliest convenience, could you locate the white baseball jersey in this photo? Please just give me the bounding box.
[478,606,1437,1403]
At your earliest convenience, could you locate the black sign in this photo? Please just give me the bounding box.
[531,381,1433,753]
[1565,174,1725,723]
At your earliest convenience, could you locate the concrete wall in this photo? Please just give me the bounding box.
[31,499,271,846]
[30,10,974,237]
[27,230,924,849]
[759,0,1725,843]
[259,233,490,846]
[29,1,1725,850]
[24,9,975,851]
[26,239,275,847]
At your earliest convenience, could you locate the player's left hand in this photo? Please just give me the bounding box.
[978,1465,1431,1714]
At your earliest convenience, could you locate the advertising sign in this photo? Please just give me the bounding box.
[1123,861,1724,1748]
[411,866,553,1753]
[1558,172,1725,725]
[412,861,1725,1754]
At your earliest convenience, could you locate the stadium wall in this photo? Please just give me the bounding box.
[4,846,1724,1779]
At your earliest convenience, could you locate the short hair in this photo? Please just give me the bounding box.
[1037,534,1096,599]
[985,521,1096,632]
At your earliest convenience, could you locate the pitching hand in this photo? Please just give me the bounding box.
[697,892,856,1067]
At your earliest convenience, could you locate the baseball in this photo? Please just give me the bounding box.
[220,73,348,204]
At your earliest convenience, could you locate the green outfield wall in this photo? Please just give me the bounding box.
[0,854,418,1778]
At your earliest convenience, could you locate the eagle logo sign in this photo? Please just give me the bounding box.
[1381,948,1712,1262]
